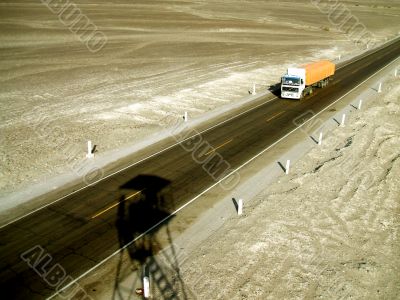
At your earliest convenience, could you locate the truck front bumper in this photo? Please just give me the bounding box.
[281,92,301,100]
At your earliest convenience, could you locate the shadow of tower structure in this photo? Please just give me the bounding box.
[114,174,188,299]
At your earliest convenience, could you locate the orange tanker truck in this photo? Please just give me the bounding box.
[280,60,335,99]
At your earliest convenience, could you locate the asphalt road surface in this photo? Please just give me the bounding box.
[1,38,399,299]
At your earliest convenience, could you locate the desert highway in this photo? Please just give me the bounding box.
[1,39,399,299]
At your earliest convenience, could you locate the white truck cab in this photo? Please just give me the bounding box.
[281,68,305,100]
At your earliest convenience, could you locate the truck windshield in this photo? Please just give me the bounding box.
[282,77,300,85]
[282,86,299,92]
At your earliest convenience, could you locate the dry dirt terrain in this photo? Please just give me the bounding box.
[1,0,399,205]
[1,1,399,299]
[166,73,400,299]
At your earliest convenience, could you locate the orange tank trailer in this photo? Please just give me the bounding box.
[302,60,336,86]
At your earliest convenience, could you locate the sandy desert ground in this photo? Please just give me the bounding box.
[1,1,399,299]
[1,0,399,204]
[161,72,400,299]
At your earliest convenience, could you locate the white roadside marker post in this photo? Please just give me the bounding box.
[395,69,398,77]
[318,132,323,146]
[184,111,188,122]
[340,114,346,127]
[285,160,290,175]
[143,276,150,299]
[358,99,363,110]
[86,141,94,159]
[252,83,256,95]
[377,82,382,93]
[238,199,243,216]
[338,54,341,61]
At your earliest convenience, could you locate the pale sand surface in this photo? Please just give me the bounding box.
[1,0,399,202]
